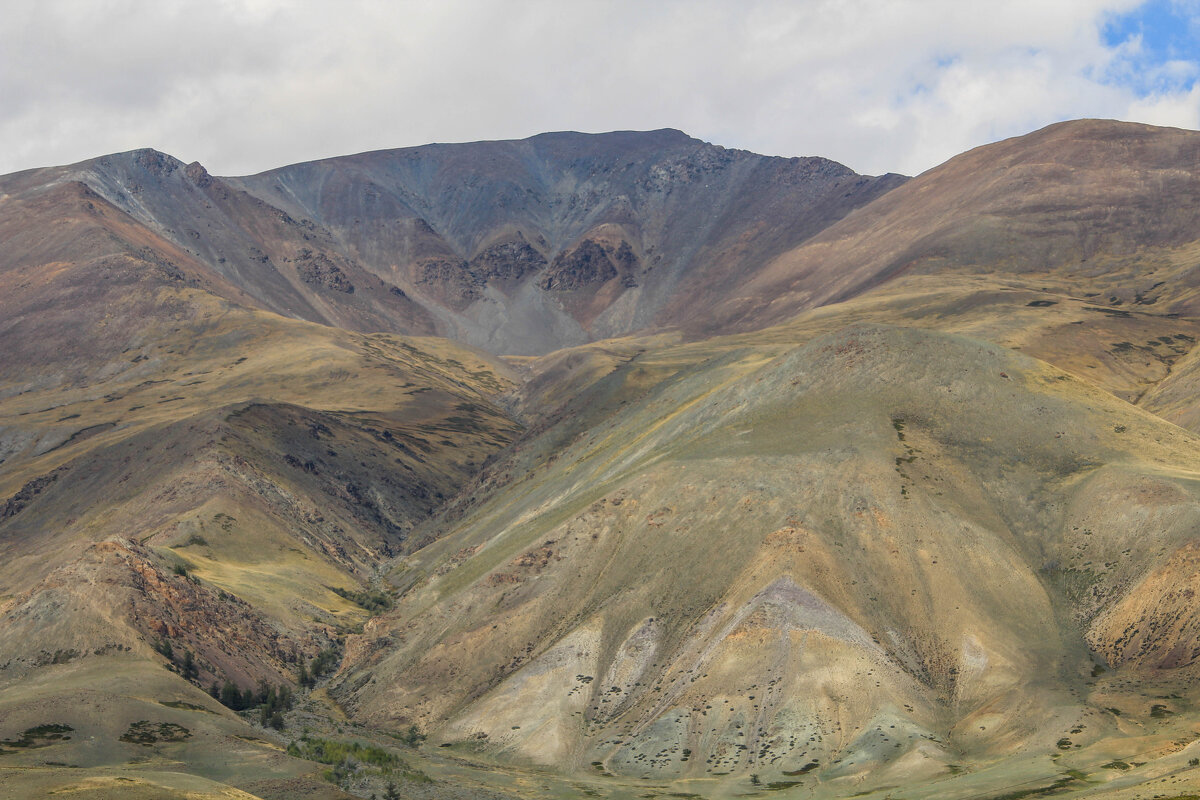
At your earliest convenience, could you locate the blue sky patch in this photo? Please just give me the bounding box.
[1103,0,1200,94]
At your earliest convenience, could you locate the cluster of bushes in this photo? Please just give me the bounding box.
[298,647,340,688]
[288,736,400,768]
[331,585,393,614]
[210,680,294,729]
[120,720,191,745]
[154,631,352,733]
[286,735,429,791]
[257,684,295,730]
[1,723,73,752]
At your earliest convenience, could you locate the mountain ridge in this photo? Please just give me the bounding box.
[0,130,907,355]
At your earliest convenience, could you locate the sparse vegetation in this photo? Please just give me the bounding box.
[119,721,191,745]
[286,735,429,787]
[304,647,341,685]
[395,724,425,747]
[0,724,74,753]
[331,585,393,614]
[984,776,1079,800]
[159,700,212,713]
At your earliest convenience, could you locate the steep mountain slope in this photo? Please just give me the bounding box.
[2,131,904,356]
[703,119,1200,336]
[337,325,1200,795]
[0,149,439,340]
[0,178,522,797]
[229,130,904,353]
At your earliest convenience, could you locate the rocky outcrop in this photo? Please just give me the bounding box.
[541,238,638,291]
[415,257,478,305]
[294,248,355,293]
[469,240,546,283]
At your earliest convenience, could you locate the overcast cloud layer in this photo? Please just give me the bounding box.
[3,0,1200,177]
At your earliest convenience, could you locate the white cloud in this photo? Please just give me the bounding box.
[0,0,1196,177]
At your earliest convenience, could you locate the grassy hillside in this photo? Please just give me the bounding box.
[335,324,1200,798]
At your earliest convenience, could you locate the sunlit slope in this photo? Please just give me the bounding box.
[338,325,1200,791]
[522,270,1200,436]
[700,119,1200,338]
[738,274,1200,428]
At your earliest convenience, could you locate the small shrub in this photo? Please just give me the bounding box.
[398,724,425,747]
[180,650,198,680]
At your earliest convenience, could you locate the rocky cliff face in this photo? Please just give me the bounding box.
[223,130,905,353]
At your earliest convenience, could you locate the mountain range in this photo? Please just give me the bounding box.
[3,119,1200,800]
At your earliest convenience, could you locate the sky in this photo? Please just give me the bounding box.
[2,0,1200,178]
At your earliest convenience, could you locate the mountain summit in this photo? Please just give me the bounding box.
[0,131,904,355]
